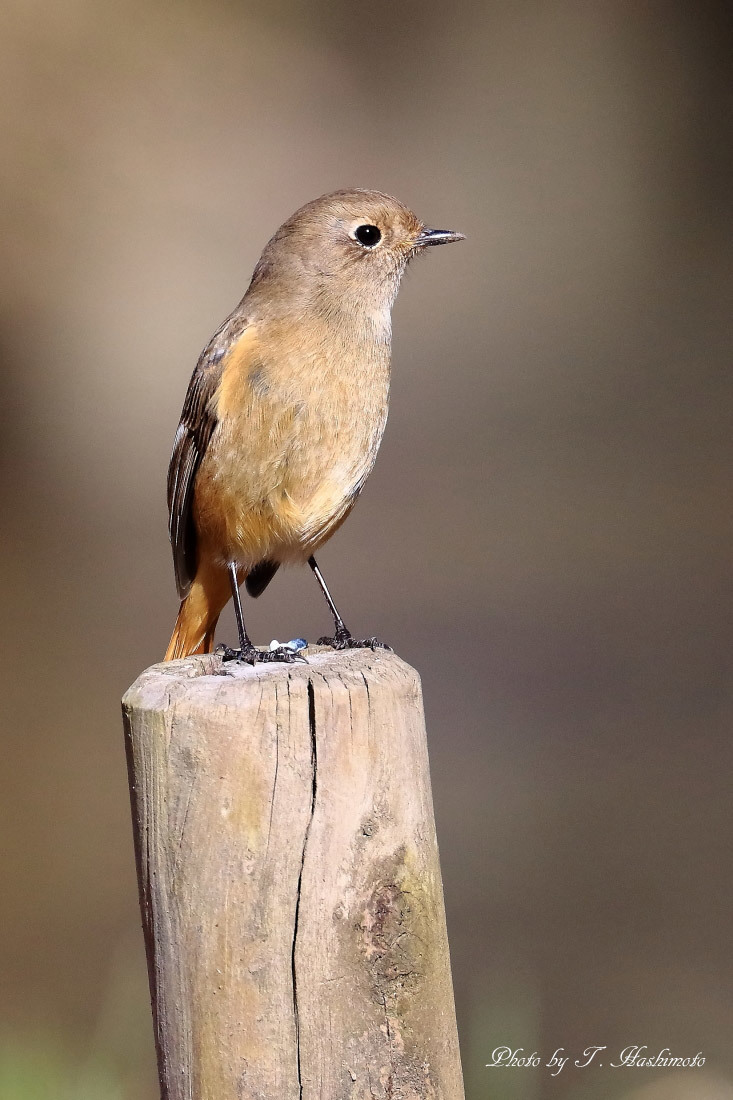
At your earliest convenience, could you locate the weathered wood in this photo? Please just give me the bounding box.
[122,647,464,1100]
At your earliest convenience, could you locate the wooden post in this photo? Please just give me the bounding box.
[122,647,465,1100]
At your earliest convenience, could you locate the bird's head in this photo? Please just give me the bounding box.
[248,189,464,318]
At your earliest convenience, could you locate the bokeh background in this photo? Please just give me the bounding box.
[1,1,732,1097]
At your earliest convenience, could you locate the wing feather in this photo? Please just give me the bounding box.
[166,318,247,597]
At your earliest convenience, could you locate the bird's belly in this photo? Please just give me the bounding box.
[195,394,386,567]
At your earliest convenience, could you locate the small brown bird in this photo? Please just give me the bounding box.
[165,189,463,662]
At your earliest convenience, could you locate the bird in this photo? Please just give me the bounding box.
[164,188,463,663]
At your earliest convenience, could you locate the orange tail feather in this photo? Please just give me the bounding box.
[164,559,232,660]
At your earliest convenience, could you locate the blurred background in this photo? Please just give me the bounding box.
[1,0,732,1097]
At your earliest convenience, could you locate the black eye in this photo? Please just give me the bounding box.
[353,224,381,247]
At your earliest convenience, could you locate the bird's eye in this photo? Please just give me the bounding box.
[352,224,382,248]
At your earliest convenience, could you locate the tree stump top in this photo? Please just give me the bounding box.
[124,645,420,709]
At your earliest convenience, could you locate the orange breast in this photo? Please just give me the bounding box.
[193,318,390,567]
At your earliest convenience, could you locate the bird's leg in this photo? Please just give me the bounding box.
[217,563,259,663]
[218,563,303,664]
[308,556,391,651]
[308,556,350,643]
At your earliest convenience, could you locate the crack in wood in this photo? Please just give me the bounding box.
[292,677,318,1100]
[266,683,280,859]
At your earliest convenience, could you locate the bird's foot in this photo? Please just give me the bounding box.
[216,643,306,665]
[217,643,257,664]
[316,627,391,652]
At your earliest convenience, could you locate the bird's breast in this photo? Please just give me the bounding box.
[196,323,391,562]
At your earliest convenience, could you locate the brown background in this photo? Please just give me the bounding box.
[1,2,732,1098]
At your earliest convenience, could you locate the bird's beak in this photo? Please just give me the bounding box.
[415,228,466,247]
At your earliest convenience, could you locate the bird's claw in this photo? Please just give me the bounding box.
[216,643,306,665]
[316,631,391,652]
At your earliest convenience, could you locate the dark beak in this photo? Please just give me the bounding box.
[415,228,465,247]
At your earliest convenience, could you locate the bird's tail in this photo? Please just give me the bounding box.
[165,559,232,661]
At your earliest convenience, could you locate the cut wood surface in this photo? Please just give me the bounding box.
[122,647,465,1100]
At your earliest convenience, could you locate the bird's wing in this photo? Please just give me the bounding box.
[166,317,249,598]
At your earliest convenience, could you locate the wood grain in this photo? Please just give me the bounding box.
[122,647,464,1100]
